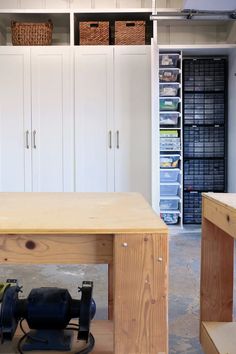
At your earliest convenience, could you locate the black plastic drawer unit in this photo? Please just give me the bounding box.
[183,57,227,224]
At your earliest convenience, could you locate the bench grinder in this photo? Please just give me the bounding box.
[0,279,96,353]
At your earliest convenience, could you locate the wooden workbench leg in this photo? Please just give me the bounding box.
[200,217,234,329]
[108,263,113,320]
[113,233,168,354]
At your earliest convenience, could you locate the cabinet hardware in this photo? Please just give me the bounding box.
[116,131,120,149]
[33,130,36,149]
[25,131,29,149]
[109,131,112,149]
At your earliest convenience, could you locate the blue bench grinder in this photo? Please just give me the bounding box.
[0,279,96,353]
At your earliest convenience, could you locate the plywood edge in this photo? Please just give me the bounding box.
[0,227,168,235]
[203,193,236,214]
[201,322,220,354]
[201,321,236,354]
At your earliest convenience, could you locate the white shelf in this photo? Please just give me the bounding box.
[160,182,180,186]
[0,8,152,46]
[158,49,183,226]
[160,82,180,85]
[160,210,181,214]
[160,127,181,130]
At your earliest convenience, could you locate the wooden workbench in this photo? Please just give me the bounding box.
[200,193,236,354]
[0,192,168,354]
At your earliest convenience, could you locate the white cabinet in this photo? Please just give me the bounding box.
[75,46,151,201]
[0,47,73,192]
[74,46,114,192]
[114,46,151,201]
[0,48,31,191]
[31,47,74,192]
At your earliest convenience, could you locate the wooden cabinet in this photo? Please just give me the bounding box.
[75,46,151,201]
[0,47,74,192]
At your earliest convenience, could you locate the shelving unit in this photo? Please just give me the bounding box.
[0,8,152,46]
[183,57,227,224]
[0,11,71,45]
[159,52,183,226]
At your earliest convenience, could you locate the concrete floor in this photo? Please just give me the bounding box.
[0,226,232,353]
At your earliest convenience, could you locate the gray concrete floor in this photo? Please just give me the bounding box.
[0,226,232,353]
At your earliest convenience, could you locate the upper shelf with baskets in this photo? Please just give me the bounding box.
[0,9,152,46]
[0,12,71,45]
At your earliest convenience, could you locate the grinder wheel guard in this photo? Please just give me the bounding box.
[0,279,96,354]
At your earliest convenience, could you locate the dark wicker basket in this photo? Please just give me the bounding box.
[79,21,109,45]
[115,20,145,45]
[11,20,53,46]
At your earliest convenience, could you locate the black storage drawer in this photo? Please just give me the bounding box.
[183,57,227,224]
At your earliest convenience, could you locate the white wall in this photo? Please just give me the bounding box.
[0,0,155,9]
[157,23,229,45]
[228,48,236,192]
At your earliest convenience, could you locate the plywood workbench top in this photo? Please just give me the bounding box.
[203,192,236,211]
[0,192,167,234]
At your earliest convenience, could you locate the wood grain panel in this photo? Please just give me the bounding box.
[200,217,234,324]
[0,193,167,234]
[203,194,236,239]
[113,233,168,354]
[0,234,113,264]
[2,320,113,354]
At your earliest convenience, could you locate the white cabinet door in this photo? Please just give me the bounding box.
[114,46,151,202]
[74,46,114,192]
[0,48,31,191]
[31,47,74,192]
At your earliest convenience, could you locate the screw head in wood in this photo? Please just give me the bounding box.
[122,242,128,247]
[157,257,163,262]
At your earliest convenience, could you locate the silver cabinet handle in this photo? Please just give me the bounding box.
[25,130,29,149]
[116,130,120,149]
[33,130,36,149]
[109,131,112,149]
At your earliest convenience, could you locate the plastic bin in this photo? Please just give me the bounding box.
[160,198,179,210]
[160,130,178,138]
[160,98,179,111]
[159,54,179,68]
[160,84,179,97]
[160,169,180,182]
[160,138,181,151]
[161,212,179,225]
[159,69,179,82]
[160,155,180,168]
[160,113,179,126]
[160,183,179,196]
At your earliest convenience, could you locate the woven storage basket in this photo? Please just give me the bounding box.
[115,20,145,45]
[11,20,53,46]
[79,21,109,45]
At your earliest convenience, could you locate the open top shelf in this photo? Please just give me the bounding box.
[0,12,70,45]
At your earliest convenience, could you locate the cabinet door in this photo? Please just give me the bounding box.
[74,47,114,192]
[114,46,151,202]
[31,47,74,192]
[0,48,31,191]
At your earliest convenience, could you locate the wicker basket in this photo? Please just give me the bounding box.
[79,21,109,45]
[11,20,53,46]
[115,20,145,45]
